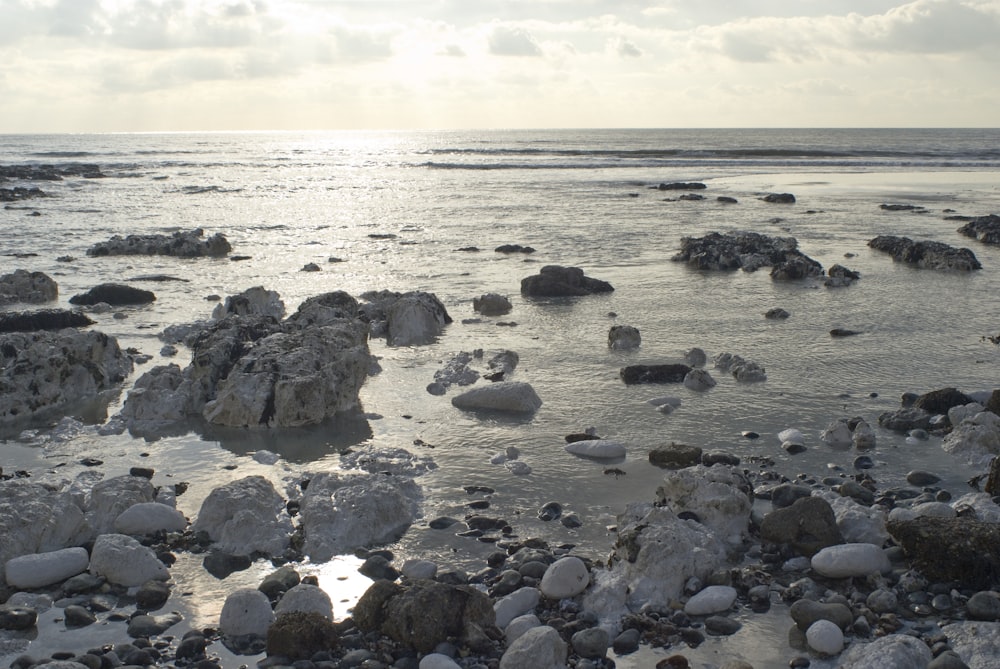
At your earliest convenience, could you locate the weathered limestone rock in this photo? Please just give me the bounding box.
[520,266,614,297]
[451,382,542,413]
[0,309,94,333]
[0,269,58,305]
[887,516,1000,589]
[655,465,752,547]
[868,235,981,271]
[86,228,232,258]
[191,476,291,557]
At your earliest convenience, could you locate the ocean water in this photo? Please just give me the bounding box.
[3,128,1000,667]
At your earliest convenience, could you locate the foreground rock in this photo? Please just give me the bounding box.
[672,231,822,279]
[360,290,452,345]
[86,228,232,257]
[868,235,981,271]
[191,476,292,557]
[0,269,58,305]
[520,265,614,297]
[451,381,542,413]
[957,214,1000,245]
[0,329,133,426]
[0,309,94,333]
[887,516,1000,588]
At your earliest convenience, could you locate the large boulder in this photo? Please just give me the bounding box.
[942,411,1000,465]
[654,465,752,547]
[451,381,542,413]
[671,231,820,274]
[219,588,274,637]
[838,634,932,668]
[620,364,691,385]
[211,286,285,321]
[114,502,187,535]
[68,283,155,306]
[88,534,169,587]
[84,475,156,538]
[914,387,975,416]
[520,266,614,297]
[118,363,192,435]
[760,496,844,557]
[301,472,421,561]
[0,480,86,586]
[868,235,981,271]
[0,329,133,426]
[940,621,1000,668]
[4,547,90,590]
[353,579,497,654]
[957,214,1000,245]
[359,290,451,345]
[887,516,1000,589]
[0,269,58,305]
[191,476,292,557]
[86,228,232,258]
[0,309,94,333]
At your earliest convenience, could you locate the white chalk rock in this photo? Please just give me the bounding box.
[401,558,438,581]
[940,621,1000,669]
[852,419,876,449]
[114,502,187,535]
[838,634,932,668]
[495,586,541,629]
[419,654,462,669]
[656,465,752,547]
[778,428,804,445]
[452,381,542,413]
[540,557,590,600]
[5,547,90,589]
[682,368,716,392]
[191,475,291,556]
[951,493,1000,523]
[564,440,626,460]
[912,501,957,519]
[219,588,275,637]
[274,583,333,619]
[820,419,853,448]
[942,411,1000,465]
[506,461,533,475]
[499,625,568,669]
[806,619,844,655]
[684,585,737,616]
[84,475,156,538]
[949,402,985,427]
[811,543,890,579]
[89,534,168,586]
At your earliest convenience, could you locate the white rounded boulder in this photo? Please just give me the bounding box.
[274,583,333,619]
[219,588,275,637]
[89,534,169,586]
[811,543,890,578]
[451,382,542,413]
[540,556,590,600]
[806,619,844,655]
[683,585,737,616]
[564,440,626,460]
[114,502,187,535]
[5,547,90,590]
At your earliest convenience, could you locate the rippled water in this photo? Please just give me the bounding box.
[3,129,1000,666]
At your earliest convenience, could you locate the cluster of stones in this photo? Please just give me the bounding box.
[86,229,232,258]
[671,231,825,280]
[867,236,981,271]
[955,214,1000,246]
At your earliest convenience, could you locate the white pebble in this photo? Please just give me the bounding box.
[806,619,844,655]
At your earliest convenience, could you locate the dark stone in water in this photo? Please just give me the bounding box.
[203,551,252,579]
[538,501,563,521]
[762,193,796,203]
[913,387,973,416]
[495,244,535,254]
[658,182,707,190]
[0,606,37,630]
[521,265,613,297]
[130,466,154,479]
[853,455,874,470]
[783,443,807,455]
[649,444,703,469]
[868,235,981,271]
[620,364,691,385]
[64,605,97,629]
[135,580,171,611]
[267,611,339,661]
[830,328,860,337]
[429,516,459,530]
[69,283,155,306]
[741,431,760,440]
[704,615,741,635]
[906,470,941,486]
[0,309,95,333]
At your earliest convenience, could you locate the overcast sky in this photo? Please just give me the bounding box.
[1,0,998,132]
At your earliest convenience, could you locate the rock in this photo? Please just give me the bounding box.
[451,381,542,413]
[821,418,854,447]
[86,229,232,258]
[950,402,985,427]
[4,548,90,590]
[585,504,726,614]
[135,579,171,610]
[915,387,974,415]
[810,543,890,578]
[520,265,614,297]
[0,269,58,305]
[852,419,876,449]
[473,293,513,316]
[887,516,1000,588]
[495,244,535,254]
[821,493,888,546]
[571,627,609,659]
[942,411,1000,464]
[275,583,333,619]
[301,472,420,562]
[806,619,844,655]
[672,231,818,275]
[621,364,691,385]
[420,654,463,669]
[927,650,971,669]
[203,551,252,578]
[258,566,301,600]
[0,309,94,333]
[540,557,590,599]
[940,621,1000,668]
[114,502,187,535]
[760,496,844,557]
[354,579,496,654]
[1,329,133,427]
[838,634,932,668]
[212,286,285,321]
[713,352,767,381]
[763,193,796,203]
[88,534,169,587]
[608,325,641,350]
[957,214,1000,245]
[655,465,752,547]
[878,406,933,432]
[868,235,981,271]
[824,263,861,288]
[789,599,854,632]
[966,591,1000,621]
[499,625,567,669]
[401,558,438,581]
[765,307,790,319]
[770,255,824,280]
[69,283,155,306]
[684,585,737,616]
[648,444,703,469]
[683,368,716,391]
[658,182,707,190]
[505,613,541,646]
[564,440,626,460]
[191,476,291,557]
[384,291,452,346]
[219,588,274,637]
[495,586,542,628]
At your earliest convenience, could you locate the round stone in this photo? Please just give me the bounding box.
[806,619,844,655]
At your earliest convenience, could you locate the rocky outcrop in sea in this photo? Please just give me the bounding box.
[867,235,982,271]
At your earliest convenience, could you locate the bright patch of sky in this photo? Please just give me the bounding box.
[0,0,997,131]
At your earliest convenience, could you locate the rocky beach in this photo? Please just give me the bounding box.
[3,129,1000,669]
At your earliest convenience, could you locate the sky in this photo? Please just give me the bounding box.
[0,0,998,132]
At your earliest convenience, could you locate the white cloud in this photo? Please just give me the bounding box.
[488,24,543,56]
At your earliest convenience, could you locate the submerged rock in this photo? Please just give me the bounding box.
[473,293,513,316]
[672,231,820,277]
[86,228,232,258]
[520,265,614,297]
[69,283,156,306]
[620,364,691,385]
[868,235,981,271]
[0,269,58,305]
[608,324,641,350]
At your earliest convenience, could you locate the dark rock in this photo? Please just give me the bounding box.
[0,309,94,333]
[765,308,790,320]
[353,579,497,654]
[648,444,703,469]
[704,616,741,635]
[612,628,641,655]
[825,264,860,287]
[259,566,301,601]
[175,633,208,660]
[868,235,981,271]
[906,470,941,486]
[0,606,37,630]
[203,551,252,579]
[887,516,1000,588]
[126,612,182,637]
[0,269,58,305]
[957,214,1000,245]
[928,650,972,669]
[679,193,704,201]
[538,501,563,521]
[913,387,974,416]
[658,182,707,190]
[266,611,338,661]
[770,255,824,280]
[129,466,154,479]
[69,283,156,306]
[520,265,614,297]
[135,580,171,610]
[495,244,535,254]
[789,599,853,632]
[762,193,796,203]
[620,364,692,385]
[671,231,819,275]
[965,591,1000,621]
[760,496,844,557]
[880,203,924,211]
[830,328,861,337]
[878,407,933,432]
[64,605,97,628]
[359,554,399,581]
[717,196,738,204]
[87,228,232,258]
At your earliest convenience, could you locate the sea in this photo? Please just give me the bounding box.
[2,128,1000,667]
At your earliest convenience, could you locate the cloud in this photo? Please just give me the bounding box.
[853,0,1000,53]
[611,36,643,58]
[488,24,543,56]
[438,43,466,57]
